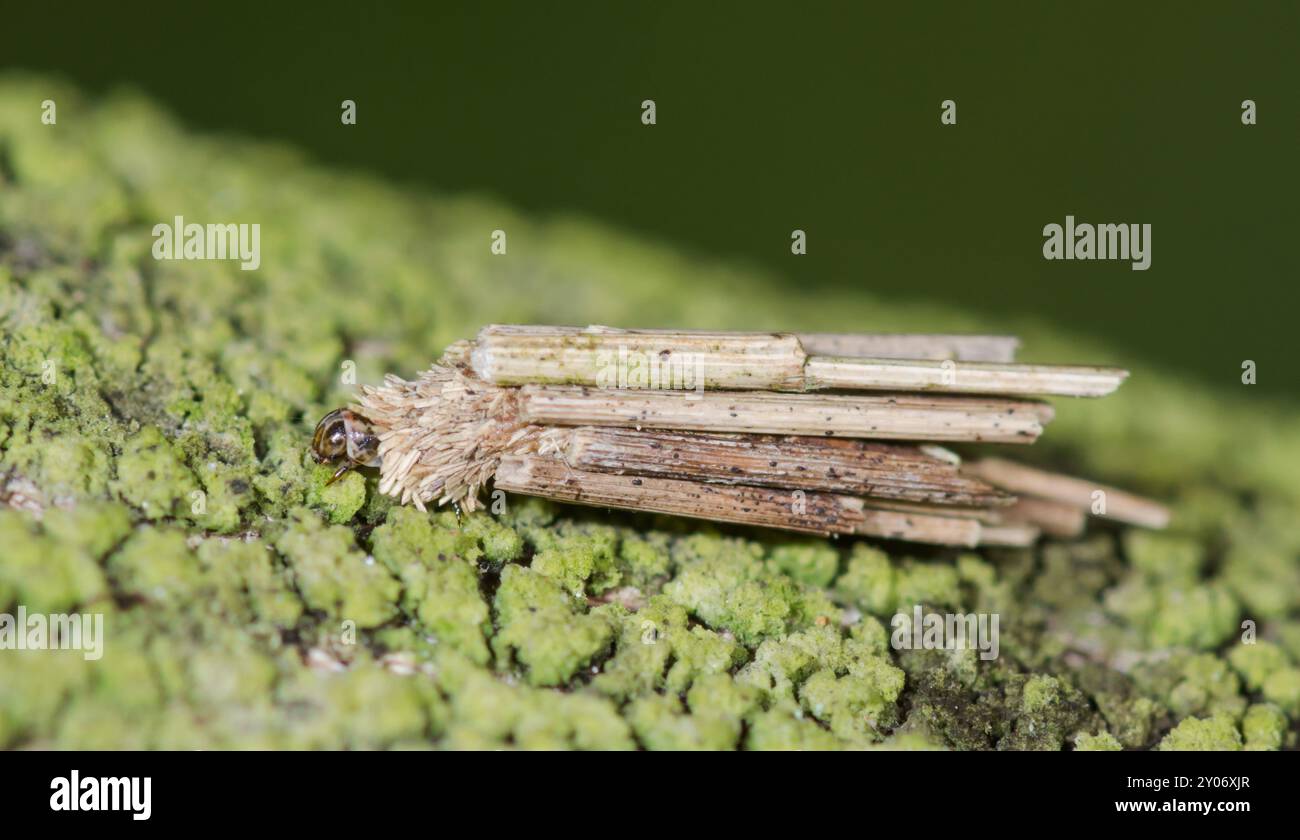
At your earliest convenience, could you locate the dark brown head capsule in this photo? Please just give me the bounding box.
[311,408,381,484]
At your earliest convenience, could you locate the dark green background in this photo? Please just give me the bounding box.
[5,2,1296,397]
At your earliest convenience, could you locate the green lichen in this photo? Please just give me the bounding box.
[272,509,400,628]
[530,528,621,597]
[107,528,203,606]
[369,507,492,664]
[0,509,111,612]
[1147,585,1240,650]
[628,691,743,750]
[1073,731,1123,751]
[1226,641,1289,692]
[1124,531,1203,583]
[1167,653,1245,719]
[833,543,960,617]
[676,535,839,634]
[662,535,807,645]
[111,427,200,522]
[277,660,438,749]
[492,565,618,686]
[1082,667,1162,749]
[834,544,896,614]
[306,466,366,525]
[1000,675,1093,751]
[1222,538,1300,620]
[1241,703,1286,751]
[1158,713,1243,751]
[461,512,524,564]
[798,659,905,741]
[738,624,852,704]
[769,539,840,587]
[195,538,302,629]
[614,533,673,590]
[1260,667,1300,716]
[436,651,632,749]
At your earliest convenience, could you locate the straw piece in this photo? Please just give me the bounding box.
[495,454,986,545]
[854,507,982,547]
[471,324,806,391]
[964,458,1170,529]
[861,498,1005,524]
[471,324,1126,397]
[561,426,1014,506]
[494,454,864,536]
[1000,497,1087,539]
[803,357,1127,398]
[795,332,1019,362]
[977,522,1042,547]
[519,385,1052,444]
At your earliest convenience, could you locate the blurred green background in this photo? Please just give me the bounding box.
[5,1,1296,398]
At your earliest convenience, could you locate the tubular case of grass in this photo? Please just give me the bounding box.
[356,358,1052,514]
[354,340,1158,547]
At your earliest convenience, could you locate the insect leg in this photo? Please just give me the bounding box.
[325,463,354,486]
